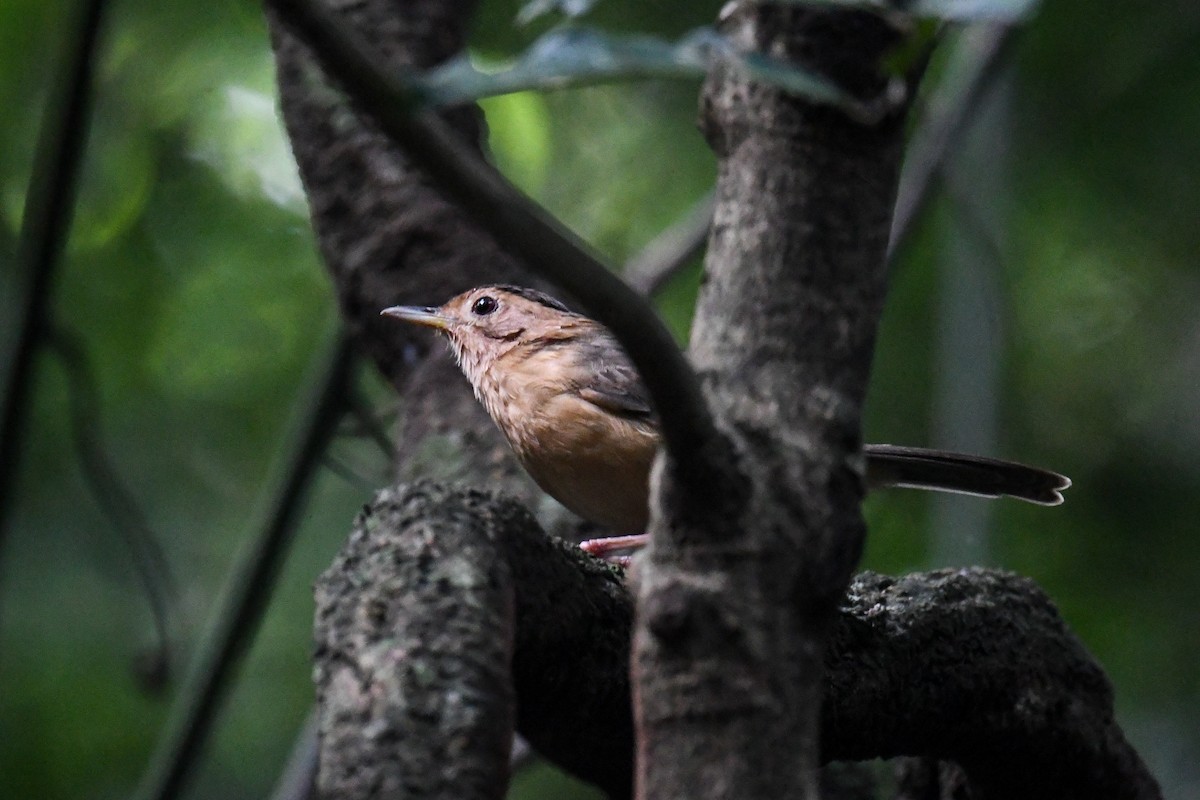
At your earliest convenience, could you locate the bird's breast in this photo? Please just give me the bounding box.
[501,391,658,532]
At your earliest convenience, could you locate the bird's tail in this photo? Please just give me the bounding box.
[864,444,1070,506]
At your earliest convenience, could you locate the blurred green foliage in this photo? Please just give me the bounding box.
[2,0,1198,798]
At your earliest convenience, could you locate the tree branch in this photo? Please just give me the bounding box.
[314,483,516,800]
[317,483,1160,800]
[888,22,1017,262]
[266,0,574,530]
[267,709,319,800]
[46,326,178,689]
[628,6,912,798]
[623,190,715,297]
[824,571,1160,799]
[266,0,526,388]
[0,0,110,566]
[622,22,1020,302]
[266,0,724,500]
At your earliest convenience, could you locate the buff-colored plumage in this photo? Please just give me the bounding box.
[383,286,1069,542]
[384,285,661,531]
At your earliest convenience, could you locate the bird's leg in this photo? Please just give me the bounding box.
[579,533,648,557]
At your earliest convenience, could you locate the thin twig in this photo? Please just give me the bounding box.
[419,27,909,126]
[887,22,1018,263]
[133,332,354,800]
[269,0,723,498]
[267,709,320,800]
[626,24,1016,297]
[321,450,382,491]
[0,0,110,560]
[941,170,1010,277]
[45,326,179,685]
[623,191,715,297]
[341,381,394,460]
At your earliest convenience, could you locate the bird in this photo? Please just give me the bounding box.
[382,285,1070,556]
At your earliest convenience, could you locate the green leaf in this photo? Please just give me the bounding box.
[417,27,707,106]
[792,0,1039,22]
[417,26,892,122]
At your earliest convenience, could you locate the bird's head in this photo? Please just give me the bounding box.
[382,285,581,384]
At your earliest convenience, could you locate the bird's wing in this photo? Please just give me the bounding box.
[570,330,656,422]
[578,381,654,420]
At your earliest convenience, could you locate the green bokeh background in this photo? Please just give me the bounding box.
[2,0,1198,798]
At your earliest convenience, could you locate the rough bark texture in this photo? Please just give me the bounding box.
[269,0,515,379]
[313,485,515,799]
[632,7,910,799]
[315,483,1160,800]
[690,6,906,601]
[316,483,634,800]
[826,572,1160,799]
[266,0,554,515]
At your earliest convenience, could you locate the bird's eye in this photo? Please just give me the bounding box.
[471,296,498,316]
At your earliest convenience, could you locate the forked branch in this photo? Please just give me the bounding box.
[315,484,1159,800]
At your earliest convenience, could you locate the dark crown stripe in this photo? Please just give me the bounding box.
[489,284,573,314]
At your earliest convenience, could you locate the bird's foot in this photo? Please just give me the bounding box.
[579,533,648,558]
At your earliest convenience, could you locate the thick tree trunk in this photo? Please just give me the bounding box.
[633,8,909,799]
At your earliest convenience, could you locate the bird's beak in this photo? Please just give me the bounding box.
[381,305,453,331]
